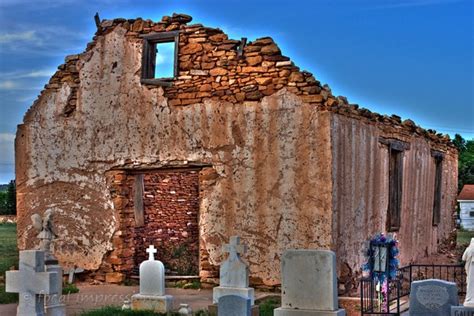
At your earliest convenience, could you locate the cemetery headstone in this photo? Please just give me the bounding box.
[31,209,66,316]
[213,236,254,304]
[274,249,346,315]
[451,306,474,316]
[218,295,251,316]
[131,245,173,313]
[409,279,458,316]
[6,250,60,316]
[463,238,474,307]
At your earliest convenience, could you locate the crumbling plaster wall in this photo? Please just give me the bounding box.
[330,113,458,292]
[16,24,334,285]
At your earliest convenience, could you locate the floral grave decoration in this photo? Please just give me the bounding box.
[362,232,400,283]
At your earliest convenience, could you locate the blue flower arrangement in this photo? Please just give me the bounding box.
[362,233,400,283]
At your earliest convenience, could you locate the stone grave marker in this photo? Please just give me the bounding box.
[6,250,61,316]
[213,236,255,304]
[274,249,346,315]
[209,236,258,315]
[218,295,251,316]
[131,245,173,313]
[451,306,474,316]
[409,279,458,316]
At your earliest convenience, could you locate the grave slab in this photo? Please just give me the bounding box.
[274,249,346,316]
[218,295,251,316]
[451,306,474,316]
[409,279,459,316]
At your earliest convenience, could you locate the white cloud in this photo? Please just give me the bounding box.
[0,80,18,90]
[0,30,39,44]
[0,69,55,79]
[0,80,43,91]
[0,133,15,165]
[367,0,463,10]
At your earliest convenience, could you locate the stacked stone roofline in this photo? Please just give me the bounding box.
[23,13,455,152]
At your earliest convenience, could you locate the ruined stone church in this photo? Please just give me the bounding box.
[15,13,458,291]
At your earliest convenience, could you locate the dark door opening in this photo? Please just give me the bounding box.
[131,169,200,276]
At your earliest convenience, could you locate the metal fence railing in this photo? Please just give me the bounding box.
[361,263,465,315]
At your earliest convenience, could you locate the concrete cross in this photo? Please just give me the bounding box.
[6,250,60,316]
[223,236,247,260]
[146,244,157,261]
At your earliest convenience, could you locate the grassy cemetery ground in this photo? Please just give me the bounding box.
[0,223,18,304]
[457,229,474,246]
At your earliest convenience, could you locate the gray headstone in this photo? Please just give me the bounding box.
[451,306,474,316]
[5,250,60,316]
[220,236,249,288]
[218,295,251,316]
[281,250,338,310]
[274,249,346,315]
[409,279,459,316]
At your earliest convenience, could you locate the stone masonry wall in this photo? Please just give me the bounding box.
[330,114,458,294]
[95,169,200,283]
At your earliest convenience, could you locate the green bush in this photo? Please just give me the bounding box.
[63,282,80,294]
[258,298,280,316]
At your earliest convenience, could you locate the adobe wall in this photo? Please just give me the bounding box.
[330,112,458,293]
[15,15,334,285]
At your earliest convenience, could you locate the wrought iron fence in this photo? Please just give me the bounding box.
[360,263,465,315]
[360,277,401,315]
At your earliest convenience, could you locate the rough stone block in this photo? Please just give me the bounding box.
[131,294,173,313]
[213,286,254,304]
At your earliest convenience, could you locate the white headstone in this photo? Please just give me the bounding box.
[213,236,254,305]
[6,250,60,316]
[139,245,165,296]
[274,249,346,316]
[131,245,173,313]
[221,236,249,288]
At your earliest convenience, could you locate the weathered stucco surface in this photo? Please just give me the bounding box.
[331,113,458,291]
[16,24,333,285]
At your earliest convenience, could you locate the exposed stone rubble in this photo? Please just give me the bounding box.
[30,13,454,151]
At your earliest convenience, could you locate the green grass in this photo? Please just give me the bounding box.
[0,223,18,304]
[63,282,80,294]
[457,229,474,246]
[258,297,280,316]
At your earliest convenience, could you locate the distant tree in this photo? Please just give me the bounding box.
[453,134,467,152]
[0,180,16,215]
[455,134,474,192]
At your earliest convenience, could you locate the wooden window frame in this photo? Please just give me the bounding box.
[380,137,410,232]
[388,147,403,231]
[140,31,180,86]
[431,150,444,226]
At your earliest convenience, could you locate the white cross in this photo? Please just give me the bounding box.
[6,250,59,316]
[146,245,157,261]
[223,236,247,260]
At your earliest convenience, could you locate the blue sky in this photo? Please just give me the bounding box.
[0,0,472,183]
